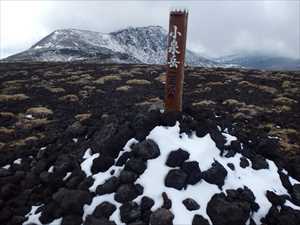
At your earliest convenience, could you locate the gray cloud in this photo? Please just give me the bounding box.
[1,0,299,59]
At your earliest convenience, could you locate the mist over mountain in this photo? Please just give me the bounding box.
[2,26,299,70]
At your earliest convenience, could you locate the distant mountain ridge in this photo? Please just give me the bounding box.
[215,53,300,71]
[3,26,219,67]
[2,26,299,70]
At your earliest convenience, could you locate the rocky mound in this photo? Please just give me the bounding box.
[1,109,300,225]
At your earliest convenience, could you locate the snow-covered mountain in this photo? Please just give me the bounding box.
[3,26,220,67]
[215,53,300,71]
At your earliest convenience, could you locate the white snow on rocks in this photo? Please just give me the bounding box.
[81,148,99,177]
[137,122,299,224]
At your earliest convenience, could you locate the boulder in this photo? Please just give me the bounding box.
[93,201,116,219]
[240,157,250,168]
[162,192,172,209]
[62,215,82,225]
[114,184,142,203]
[119,170,138,184]
[83,216,116,225]
[192,215,210,225]
[132,139,160,160]
[125,158,147,175]
[96,177,120,195]
[182,198,200,211]
[207,192,251,225]
[165,149,190,167]
[165,169,187,190]
[120,201,141,223]
[115,152,132,167]
[202,161,227,189]
[91,156,114,173]
[181,161,201,185]
[140,196,154,211]
[149,208,174,225]
[52,188,92,215]
[251,155,269,170]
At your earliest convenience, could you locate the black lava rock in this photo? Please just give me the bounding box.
[192,215,210,225]
[140,196,154,211]
[62,215,82,225]
[125,158,147,175]
[262,205,300,225]
[52,188,92,215]
[119,170,138,184]
[240,157,250,168]
[115,152,132,167]
[251,155,269,170]
[291,184,300,206]
[149,208,174,225]
[181,161,201,185]
[120,201,141,223]
[91,156,114,173]
[39,202,63,224]
[182,198,200,211]
[132,139,160,160]
[93,201,116,219]
[202,161,227,189]
[266,190,286,206]
[165,169,188,190]
[165,149,190,167]
[227,163,235,171]
[162,192,172,209]
[96,176,120,195]
[207,192,251,225]
[114,184,141,203]
[84,216,116,225]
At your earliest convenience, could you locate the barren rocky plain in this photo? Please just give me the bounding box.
[0,62,300,225]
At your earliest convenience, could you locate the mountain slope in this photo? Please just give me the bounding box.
[216,53,300,71]
[3,26,220,67]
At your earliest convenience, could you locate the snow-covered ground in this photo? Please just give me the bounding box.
[23,122,300,225]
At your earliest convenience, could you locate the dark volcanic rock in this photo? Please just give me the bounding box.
[62,215,82,225]
[149,208,174,225]
[115,151,132,167]
[227,163,235,171]
[119,170,138,184]
[202,161,227,189]
[182,198,200,211]
[162,192,172,209]
[114,184,142,203]
[93,201,116,219]
[132,139,160,160]
[91,155,114,173]
[165,169,188,190]
[266,190,286,206]
[262,205,300,225]
[120,201,141,223]
[181,161,202,185]
[291,184,300,205]
[125,158,147,175]
[52,188,92,215]
[165,149,190,167]
[240,157,250,168]
[84,216,116,225]
[192,215,210,225]
[96,176,120,195]
[207,192,251,225]
[140,196,155,211]
[251,154,269,170]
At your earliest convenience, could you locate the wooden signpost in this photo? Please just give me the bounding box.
[164,10,188,112]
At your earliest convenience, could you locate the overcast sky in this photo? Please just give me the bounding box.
[1,0,299,59]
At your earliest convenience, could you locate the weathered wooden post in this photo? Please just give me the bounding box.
[164,9,188,112]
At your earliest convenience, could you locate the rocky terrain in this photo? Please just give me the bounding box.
[0,62,300,225]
